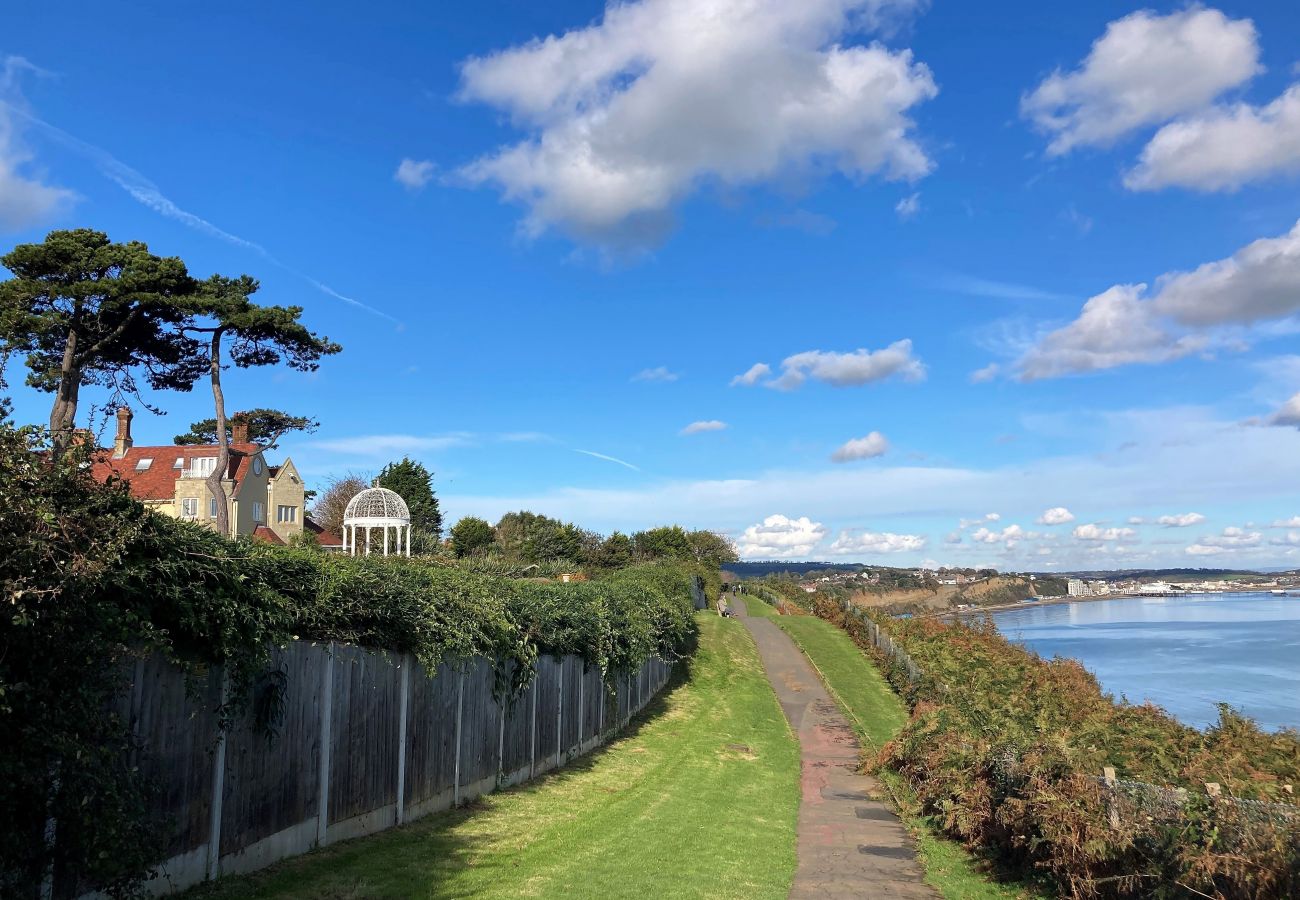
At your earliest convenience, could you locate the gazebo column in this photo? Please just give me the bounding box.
[384,527,390,557]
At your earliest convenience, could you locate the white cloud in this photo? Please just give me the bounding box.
[969,363,1001,384]
[1272,516,1300,528]
[1157,512,1206,528]
[1037,506,1075,525]
[944,531,963,544]
[0,56,76,231]
[1073,523,1137,542]
[1018,221,1300,378]
[740,339,925,390]
[680,420,728,435]
[313,433,474,456]
[632,365,679,383]
[456,0,937,246]
[895,192,920,219]
[829,529,926,554]
[394,158,435,191]
[1152,221,1300,327]
[1018,285,1203,380]
[1127,84,1300,191]
[985,512,1001,521]
[1186,525,1262,555]
[1270,531,1300,547]
[971,523,1025,547]
[1021,8,1260,155]
[1128,516,1147,525]
[1266,392,1300,427]
[737,514,827,558]
[730,362,772,387]
[831,431,889,462]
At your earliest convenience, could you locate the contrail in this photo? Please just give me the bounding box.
[573,449,641,471]
[0,96,400,324]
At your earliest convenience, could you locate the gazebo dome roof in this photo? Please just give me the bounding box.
[343,487,410,525]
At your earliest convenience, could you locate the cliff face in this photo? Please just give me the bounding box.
[850,575,1039,611]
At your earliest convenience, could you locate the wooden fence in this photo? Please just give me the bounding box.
[68,646,674,898]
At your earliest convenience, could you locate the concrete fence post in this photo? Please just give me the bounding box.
[317,643,334,847]
[453,668,465,807]
[577,664,584,749]
[206,668,229,880]
[497,681,506,783]
[1103,766,1120,829]
[396,653,410,825]
[529,663,538,778]
[556,660,563,768]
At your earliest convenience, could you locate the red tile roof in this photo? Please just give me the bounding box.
[251,526,285,546]
[90,443,264,501]
[304,515,343,547]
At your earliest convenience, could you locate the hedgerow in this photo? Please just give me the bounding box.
[809,596,1300,898]
[0,426,700,898]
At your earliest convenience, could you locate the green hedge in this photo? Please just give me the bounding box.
[0,427,700,897]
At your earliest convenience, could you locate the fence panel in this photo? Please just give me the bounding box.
[500,673,535,781]
[328,646,401,831]
[532,656,561,773]
[403,658,459,814]
[457,657,501,796]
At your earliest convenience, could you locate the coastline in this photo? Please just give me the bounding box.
[933,588,1290,620]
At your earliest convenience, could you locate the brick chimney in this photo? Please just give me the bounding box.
[113,407,134,458]
[230,416,250,445]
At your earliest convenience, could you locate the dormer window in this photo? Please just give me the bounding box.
[134,458,153,471]
[173,457,184,469]
[189,457,217,478]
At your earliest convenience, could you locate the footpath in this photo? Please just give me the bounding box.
[732,596,936,899]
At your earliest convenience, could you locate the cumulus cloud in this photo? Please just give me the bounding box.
[1186,525,1262,555]
[737,339,924,390]
[1265,392,1300,428]
[1037,506,1075,525]
[1073,523,1137,542]
[1270,531,1300,547]
[632,365,679,382]
[1273,516,1300,528]
[831,431,889,462]
[0,56,77,231]
[1127,83,1300,192]
[1021,8,1260,155]
[970,524,1027,548]
[455,0,938,246]
[829,529,927,554]
[1157,512,1206,528]
[1018,221,1300,378]
[944,531,963,544]
[737,514,827,558]
[680,420,728,435]
[394,158,435,191]
[969,363,1001,384]
[730,362,772,387]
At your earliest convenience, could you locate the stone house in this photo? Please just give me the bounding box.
[91,407,311,545]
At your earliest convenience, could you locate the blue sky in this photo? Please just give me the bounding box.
[3,0,1300,569]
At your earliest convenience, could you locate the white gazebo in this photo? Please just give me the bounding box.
[342,487,412,557]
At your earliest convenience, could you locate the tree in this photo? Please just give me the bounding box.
[0,230,207,457]
[185,275,340,537]
[175,407,318,447]
[686,529,740,568]
[633,525,693,561]
[449,516,495,557]
[376,457,443,546]
[493,510,582,562]
[312,474,369,537]
[591,531,633,569]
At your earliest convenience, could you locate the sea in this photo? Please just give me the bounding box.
[991,592,1300,732]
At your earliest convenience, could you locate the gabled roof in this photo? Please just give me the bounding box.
[251,525,286,546]
[90,443,264,501]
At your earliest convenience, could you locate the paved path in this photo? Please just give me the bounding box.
[733,597,936,899]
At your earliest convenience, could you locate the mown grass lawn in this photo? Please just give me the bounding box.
[742,596,1040,900]
[189,613,799,900]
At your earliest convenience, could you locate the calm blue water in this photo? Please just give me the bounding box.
[992,593,1300,732]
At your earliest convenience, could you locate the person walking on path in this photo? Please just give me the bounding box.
[731,596,936,899]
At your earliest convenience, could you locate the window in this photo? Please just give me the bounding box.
[209,498,218,519]
[181,497,199,518]
[251,501,265,523]
[189,457,217,478]
[134,457,153,471]
[173,457,184,469]
[277,505,297,524]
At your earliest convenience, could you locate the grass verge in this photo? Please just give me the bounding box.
[188,613,799,900]
[741,597,1040,899]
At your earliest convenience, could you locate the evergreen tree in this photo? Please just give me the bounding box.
[449,516,495,557]
[376,457,443,541]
